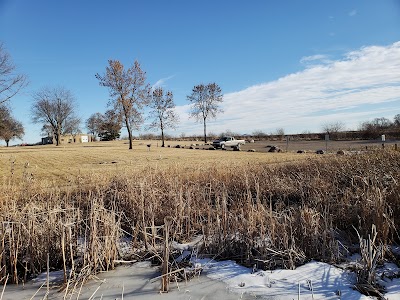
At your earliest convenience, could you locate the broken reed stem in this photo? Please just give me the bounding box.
[46,252,49,297]
[87,281,104,300]
[62,228,66,284]
[0,274,9,300]
[161,217,171,293]
[68,226,74,277]
[29,282,46,300]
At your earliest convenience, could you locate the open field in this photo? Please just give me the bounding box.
[1,138,398,184]
[0,140,313,184]
[0,140,399,298]
[241,138,400,152]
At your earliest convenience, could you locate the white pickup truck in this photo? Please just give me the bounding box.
[212,136,246,149]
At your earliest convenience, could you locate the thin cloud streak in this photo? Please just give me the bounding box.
[349,9,357,17]
[152,75,175,90]
[171,42,400,135]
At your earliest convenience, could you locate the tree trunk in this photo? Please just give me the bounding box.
[203,117,207,143]
[56,128,60,146]
[161,121,165,147]
[125,118,133,150]
[6,140,9,147]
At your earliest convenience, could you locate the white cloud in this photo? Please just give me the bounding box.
[349,9,357,17]
[300,54,332,66]
[152,75,175,90]
[172,42,400,135]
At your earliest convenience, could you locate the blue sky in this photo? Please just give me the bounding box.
[1,0,400,143]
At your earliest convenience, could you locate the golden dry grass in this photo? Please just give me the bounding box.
[0,140,312,184]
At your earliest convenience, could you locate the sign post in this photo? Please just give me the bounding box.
[325,134,329,152]
[286,136,290,152]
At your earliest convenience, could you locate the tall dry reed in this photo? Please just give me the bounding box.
[0,151,399,284]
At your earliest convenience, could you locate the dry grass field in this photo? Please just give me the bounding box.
[0,140,313,184]
[2,138,397,184]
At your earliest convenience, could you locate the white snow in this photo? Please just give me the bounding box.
[3,250,400,299]
[193,258,400,299]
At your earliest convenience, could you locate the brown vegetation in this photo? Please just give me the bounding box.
[0,145,399,290]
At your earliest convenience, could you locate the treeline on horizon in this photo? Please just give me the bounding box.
[125,115,400,142]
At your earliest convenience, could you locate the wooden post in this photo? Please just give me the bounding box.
[161,217,172,292]
[395,144,398,151]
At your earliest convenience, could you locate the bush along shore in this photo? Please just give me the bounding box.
[0,150,399,297]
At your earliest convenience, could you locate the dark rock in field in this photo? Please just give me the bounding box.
[167,145,170,148]
[316,149,325,154]
[248,149,256,152]
[175,145,181,148]
[297,150,306,154]
[268,146,281,152]
[189,146,194,149]
[195,148,199,149]
[337,150,346,155]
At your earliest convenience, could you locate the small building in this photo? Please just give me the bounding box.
[59,134,91,144]
[41,134,93,145]
[42,136,53,145]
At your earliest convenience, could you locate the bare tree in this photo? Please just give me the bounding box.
[0,106,24,146]
[322,121,345,140]
[394,114,400,127]
[252,130,268,139]
[0,43,28,104]
[187,82,223,143]
[41,124,54,137]
[275,128,285,139]
[148,87,178,147]
[86,112,103,141]
[64,117,81,142]
[96,60,150,149]
[31,86,78,146]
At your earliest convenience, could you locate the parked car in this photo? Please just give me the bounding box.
[212,136,246,150]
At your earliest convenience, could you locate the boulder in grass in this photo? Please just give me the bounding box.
[175,145,181,148]
[297,150,306,154]
[268,146,281,153]
[316,149,325,154]
[337,150,346,155]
